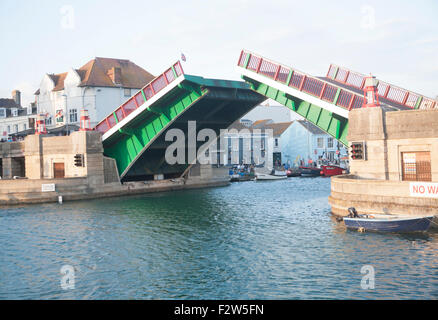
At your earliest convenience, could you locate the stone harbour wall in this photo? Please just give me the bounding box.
[329,175,438,217]
[330,107,438,217]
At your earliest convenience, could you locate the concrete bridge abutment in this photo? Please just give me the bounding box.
[330,106,438,216]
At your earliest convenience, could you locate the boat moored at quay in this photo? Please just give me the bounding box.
[342,208,435,233]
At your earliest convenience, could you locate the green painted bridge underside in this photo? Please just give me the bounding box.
[103,76,265,180]
[103,81,204,178]
[244,77,349,146]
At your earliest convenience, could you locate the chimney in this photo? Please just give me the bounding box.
[108,67,122,85]
[12,90,21,107]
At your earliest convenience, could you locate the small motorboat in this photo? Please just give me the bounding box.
[286,168,301,177]
[299,166,321,177]
[255,173,288,181]
[229,166,255,182]
[342,208,434,233]
[230,173,255,182]
[273,169,287,177]
[320,165,345,177]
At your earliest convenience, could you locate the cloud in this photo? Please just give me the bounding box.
[412,36,438,45]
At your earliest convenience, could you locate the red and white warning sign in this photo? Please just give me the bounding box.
[410,182,438,198]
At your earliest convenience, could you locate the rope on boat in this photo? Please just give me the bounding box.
[426,217,438,227]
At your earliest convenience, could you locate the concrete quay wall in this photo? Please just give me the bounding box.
[348,107,438,181]
[0,176,230,206]
[0,129,231,206]
[330,107,438,217]
[329,175,438,217]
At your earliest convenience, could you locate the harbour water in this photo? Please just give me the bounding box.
[0,177,437,299]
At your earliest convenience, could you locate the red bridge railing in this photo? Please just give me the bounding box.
[326,64,436,110]
[95,61,184,135]
[238,50,365,111]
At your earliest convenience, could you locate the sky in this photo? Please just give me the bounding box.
[0,0,437,106]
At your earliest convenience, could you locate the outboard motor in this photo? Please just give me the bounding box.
[348,207,359,218]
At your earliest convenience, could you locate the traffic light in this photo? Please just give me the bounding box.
[350,142,366,160]
[74,154,84,167]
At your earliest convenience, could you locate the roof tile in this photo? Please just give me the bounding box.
[0,98,20,108]
[40,57,155,93]
[296,120,326,134]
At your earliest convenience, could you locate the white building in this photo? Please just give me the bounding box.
[221,118,348,169]
[0,90,37,141]
[221,119,292,168]
[35,57,155,128]
[286,120,348,167]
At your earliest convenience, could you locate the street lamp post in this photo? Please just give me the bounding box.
[62,93,69,135]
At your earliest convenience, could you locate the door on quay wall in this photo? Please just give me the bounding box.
[273,152,282,168]
[53,163,65,179]
[401,151,431,182]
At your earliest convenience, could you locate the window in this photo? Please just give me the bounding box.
[0,108,5,118]
[23,123,27,131]
[46,117,52,125]
[328,151,335,162]
[401,151,431,181]
[275,138,279,147]
[233,138,240,152]
[124,88,131,97]
[327,137,334,148]
[14,124,18,133]
[12,108,18,117]
[55,110,64,124]
[7,125,10,134]
[317,137,324,148]
[69,109,78,123]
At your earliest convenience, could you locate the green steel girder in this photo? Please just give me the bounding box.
[123,87,264,181]
[103,83,208,177]
[415,96,423,109]
[177,80,206,97]
[118,127,135,136]
[245,78,349,146]
[103,75,264,180]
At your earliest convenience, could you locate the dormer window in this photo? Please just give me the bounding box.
[107,67,122,85]
[11,108,18,117]
[0,108,5,118]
